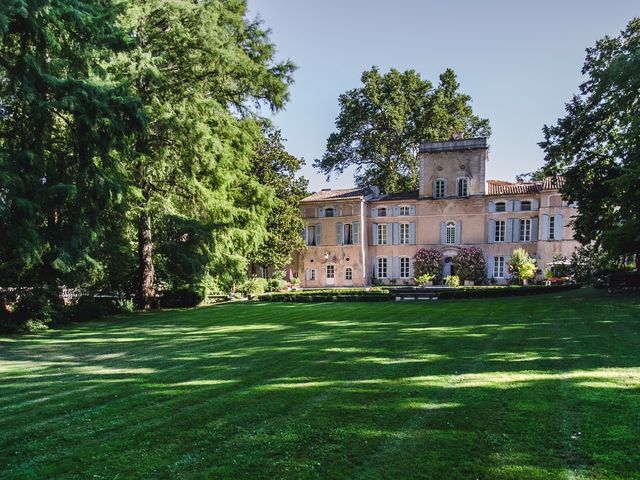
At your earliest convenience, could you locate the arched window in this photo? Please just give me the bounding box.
[434,179,446,198]
[446,222,456,244]
[457,178,469,197]
[325,265,335,279]
[345,267,353,281]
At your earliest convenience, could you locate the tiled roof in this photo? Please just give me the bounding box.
[374,190,419,201]
[301,187,370,202]
[487,176,564,196]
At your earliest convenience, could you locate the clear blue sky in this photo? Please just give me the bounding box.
[247,0,638,192]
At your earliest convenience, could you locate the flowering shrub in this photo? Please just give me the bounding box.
[444,275,460,287]
[453,247,487,285]
[413,248,444,283]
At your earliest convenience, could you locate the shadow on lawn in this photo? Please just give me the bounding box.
[0,289,639,479]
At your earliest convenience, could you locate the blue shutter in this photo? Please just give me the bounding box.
[513,219,521,242]
[315,223,322,246]
[409,222,416,244]
[392,206,400,216]
[409,205,416,215]
[487,256,494,278]
[506,218,513,243]
[336,222,343,245]
[443,179,448,197]
[409,258,415,279]
[532,199,539,210]
[541,214,549,240]
[507,201,514,212]
[455,221,462,244]
[372,223,378,245]
[531,217,539,241]
[432,179,437,198]
[488,201,496,213]
[318,207,325,217]
[371,207,378,217]
[488,220,495,243]
[556,214,564,240]
[440,222,446,244]
[353,222,359,244]
[513,201,521,212]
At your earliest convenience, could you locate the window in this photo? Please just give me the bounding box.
[377,207,387,217]
[400,257,410,278]
[307,225,316,246]
[494,220,506,242]
[310,269,316,281]
[549,216,556,240]
[493,256,505,278]
[326,265,335,279]
[260,266,268,279]
[343,223,352,244]
[324,207,334,217]
[399,206,410,216]
[520,219,531,242]
[399,223,409,244]
[457,178,469,197]
[520,201,531,211]
[495,202,506,212]
[345,267,353,281]
[377,224,388,245]
[377,257,388,278]
[446,222,456,245]
[434,179,445,198]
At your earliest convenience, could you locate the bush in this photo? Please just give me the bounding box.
[68,297,110,321]
[414,249,444,283]
[508,248,536,284]
[161,285,206,308]
[266,278,286,292]
[414,273,434,286]
[13,289,57,328]
[238,278,268,297]
[452,247,486,285]
[115,298,136,313]
[444,275,460,288]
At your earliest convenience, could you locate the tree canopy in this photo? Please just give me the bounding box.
[540,17,640,261]
[315,67,490,193]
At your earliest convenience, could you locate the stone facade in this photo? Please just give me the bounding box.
[294,138,579,287]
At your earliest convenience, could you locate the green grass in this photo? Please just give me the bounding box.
[1,288,639,479]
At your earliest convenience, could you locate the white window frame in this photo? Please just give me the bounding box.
[343,223,353,245]
[493,256,505,278]
[400,257,410,279]
[457,177,469,197]
[495,220,506,243]
[307,225,316,246]
[377,257,388,278]
[377,223,388,245]
[520,218,531,242]
[345,266,353,281]
[434,179,446,198]
[325,264,335,279]
[548,216,556,240]
[446,222,456,245]
[310,269,316,281]
[399,223,409,244]
[399,206,410,216]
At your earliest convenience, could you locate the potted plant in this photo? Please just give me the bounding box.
[414,273,435,288]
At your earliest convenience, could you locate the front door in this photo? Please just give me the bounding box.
[325,265,335,286]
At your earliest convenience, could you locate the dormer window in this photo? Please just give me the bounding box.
[378,207,387,217]
[324,207,334,217]
[495,202,506,212]
[457,178,469,197]
[520,201,531,211]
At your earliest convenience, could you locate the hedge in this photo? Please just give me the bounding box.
[436,284,581,300]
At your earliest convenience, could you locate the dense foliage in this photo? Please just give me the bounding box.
[413,248,444,283]
[315,67,490,193]
[452,247,487,284]
[540,17,640,264]
[508,248,537,284]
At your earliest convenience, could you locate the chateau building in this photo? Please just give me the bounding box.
[292,137,580,288]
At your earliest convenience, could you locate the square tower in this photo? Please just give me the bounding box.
[418,137,488,198]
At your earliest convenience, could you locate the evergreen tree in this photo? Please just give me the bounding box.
[0,1,141,306]
[114,0,295,307]
[315,67,490,193]
[249,129,308,271]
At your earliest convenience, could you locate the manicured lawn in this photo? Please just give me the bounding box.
[1,289,639,479]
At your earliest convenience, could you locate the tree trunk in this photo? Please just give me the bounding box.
[137,210,155,309]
